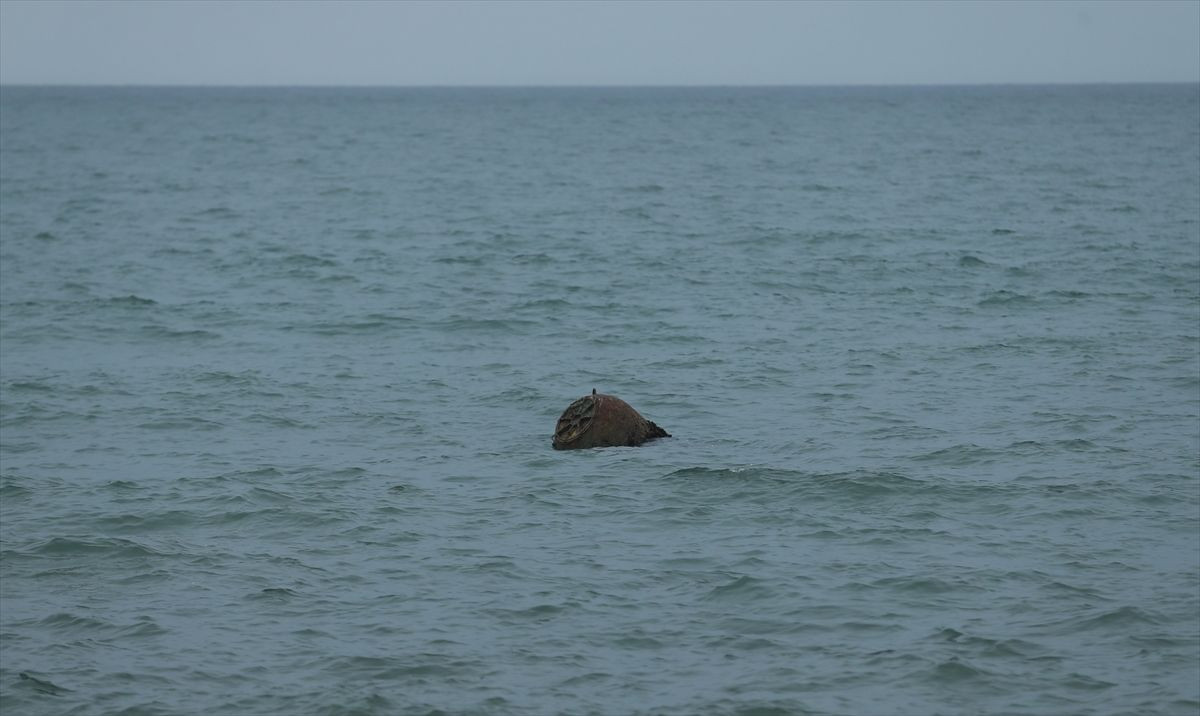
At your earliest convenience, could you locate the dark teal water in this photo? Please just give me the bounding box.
[1,85,1198,716]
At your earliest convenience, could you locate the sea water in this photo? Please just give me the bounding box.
[1,85,1198,715]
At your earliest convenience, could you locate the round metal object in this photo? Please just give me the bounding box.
[552,390,670,450]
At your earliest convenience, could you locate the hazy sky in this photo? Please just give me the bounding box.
[1,0,1197,86]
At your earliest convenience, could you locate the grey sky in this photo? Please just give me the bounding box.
[1,0,1197,86]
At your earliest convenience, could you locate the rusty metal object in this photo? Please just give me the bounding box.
[552,389,670,450]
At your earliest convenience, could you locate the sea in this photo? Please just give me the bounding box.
[0,84,1197,716]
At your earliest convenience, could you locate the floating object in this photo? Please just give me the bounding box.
[552,389,670,450]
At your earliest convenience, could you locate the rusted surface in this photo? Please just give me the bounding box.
[552,390,670,450]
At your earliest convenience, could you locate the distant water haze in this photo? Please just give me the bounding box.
[0,0,1197,86]
[1,84,1197,715]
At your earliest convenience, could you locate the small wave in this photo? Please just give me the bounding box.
[93,510,195,532]
[863,575,980,595]
[433,317,539,333]
[286,320,407,335]
[981,639,1049,659]
[1071,605,1164,630]
[17,536,169,559]
[0,478,32,499]
[1062,672,1117,690]
[246,413,311,429]
[136,325,221,341]
[911,443,1004,466]
[1,401,103,426]
[35,612,166,639]
[195,206,238,218]
[279,253,338,268]
[613,634,666,650]
[1039,580,1109,599]
[4,380,54,392]
[325,654,477,680]
[662,467,929,501]
[486,603,569,621]
[514,297,571,311]
[136,417,225,431]
[103,294,157,306]
[38,612,111,631]
[560,671,613,686]
[195,370,262,386]
[1036,605,1164,635]
[926,658,990,682]
[102,479,142,490]
[200,506,351,530]
[1053,438,1111,452]
[17,672,70,696]
[324,466,367,479]
[433,254,487,265]
[510,252,554,265]
[626,183,665,193]
[247,587,302,602]
[703,575,774,602]
[1045,289,1092,299]
[977,290,1035,307]
[707,635,783,651]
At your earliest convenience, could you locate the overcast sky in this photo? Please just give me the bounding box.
[1,0,1197,86]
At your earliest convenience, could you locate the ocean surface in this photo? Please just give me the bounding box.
[1,84,1197,716]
